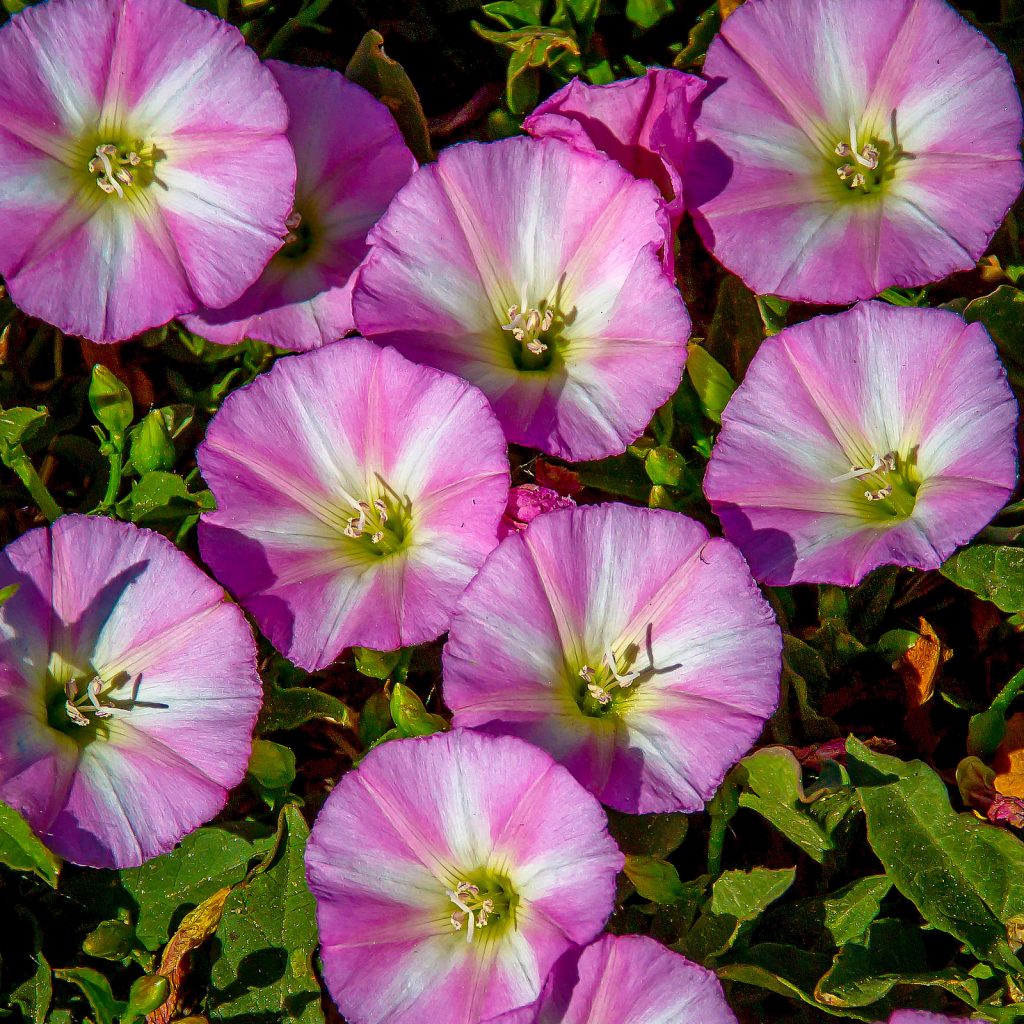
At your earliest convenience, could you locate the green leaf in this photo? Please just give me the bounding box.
[257,683,353,733]
[846,736,1024,975]
[605,809,688,858]
[0,798,59,886]
[0,406,47,447]
[247,739,297,796]
[353,646,412,683]
[941,544,1024,613]
[961,285,1024,388]
[703,274,764,380]
[54,968,125,1024]
[82,919,138,960]
[686,343,737,424]
[88,365,133,439]
[575,452,651,499]
[390,683,448,737]
[345,30,433,163]
[122,470,213,526]
[623,854,686,904]
[7,912,51,1024]
[821,875,892,946]
[64,825,277,952]
[357,689,393,748]
[209,805,323,1024]
[625,0,674,29]
[710,867,796,922]
[737,748,834,862]
[672,3,720,68]
[756,294,790,337]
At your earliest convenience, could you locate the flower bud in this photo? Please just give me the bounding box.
[125,973,170,1017]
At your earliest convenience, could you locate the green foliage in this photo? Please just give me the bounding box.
[208,806,323,1023]
[0,799,59,886]
[942,544,1024,613]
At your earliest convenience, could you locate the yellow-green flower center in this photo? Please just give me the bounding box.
[829,115,911,197]
[86,140,158,199]
[500,287,565,371]
[444,871,517,943]
[831,448,920,520]
[341,490,409,558]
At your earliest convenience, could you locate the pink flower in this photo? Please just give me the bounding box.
[704,302,1018,586]
[197,338,509,671]
[485,934,738,1024]
[444,504,782,814]
[182,62,415,351]
[686,0,1023,303]
[498,484,576,538]
[353,136,690,462]
[305,729,623,1024]
[524,69,704,226]
[0,0,296,343]
[0,515,260,868]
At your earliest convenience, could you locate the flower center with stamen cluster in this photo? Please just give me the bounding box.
[831,115,911,196]
[340,492,408,557]
[278,209,315,261]
[574,641,647,718]
[45,656,129,737]
[87,141,156,199]
[500,288,562,372]
[830,448,919,519]
[445,875,514,943]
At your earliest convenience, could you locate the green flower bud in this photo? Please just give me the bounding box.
[82,919,136,960]
[125,973,170,1017]
[130,410,176,474]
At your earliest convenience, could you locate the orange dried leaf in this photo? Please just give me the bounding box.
[994,712,1024,799]
[897,618,949,711]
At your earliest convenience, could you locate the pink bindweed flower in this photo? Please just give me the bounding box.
[485,934,738,1024]
[0,0,296,343]
[686,0,1023,304]
[197,338,510,671]
[182,62,416,350]
[305,729,623,1024]
[443,504,782,814]
[524,69,704,227]
[704,301,1018,586]
[352,136,690,462]
[498,484,576,539]
[0,515,260,868]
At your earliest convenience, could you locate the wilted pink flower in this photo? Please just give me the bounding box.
[444,504,782,813]
[486,934,738,1024]
[0,0,296,343]
[198,338,509,671]
[182,62,415,350]
[988,793,1024,829]
[353,136,690,462]
[885,1013,984,1024]
[498,484,576,538]
[687,0,1023,303]
[305,729,623,1024]
[704,302,1018,586]
[0,515,260,868]
[524,69,704,226]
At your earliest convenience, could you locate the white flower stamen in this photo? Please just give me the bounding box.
[89,143,146,199]
[447,882,495,944]
[501,285,556,359]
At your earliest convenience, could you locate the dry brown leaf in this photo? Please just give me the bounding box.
[994,712,1024,798]
[146,887,232,1024]
[897,618,950,711]
[719,0,744,16]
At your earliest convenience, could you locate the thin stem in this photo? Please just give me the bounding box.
[263,0,334,58]
[5,447,61,522]
[98,448,123,512]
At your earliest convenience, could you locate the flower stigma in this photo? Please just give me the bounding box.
[339,487,408,558]
[831,449,919,517]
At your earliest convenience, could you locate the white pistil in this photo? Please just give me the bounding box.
[834,118,880,190]
[832,452,898,504]
[580,645,646,706]
[86,677,112,718]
